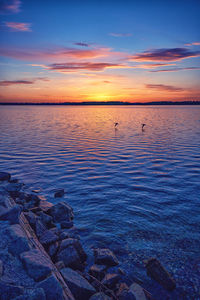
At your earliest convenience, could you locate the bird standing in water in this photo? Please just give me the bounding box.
[115,122,119,127]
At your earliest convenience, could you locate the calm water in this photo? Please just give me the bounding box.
[0,105,200,298]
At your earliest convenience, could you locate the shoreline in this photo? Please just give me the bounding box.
[0,172,177,299]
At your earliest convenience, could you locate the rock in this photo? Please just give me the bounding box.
[35,219,47,238]
[23,211,37,229]
[89,293,111,300]
[101,273,120,289]
[13,288,46,300]
[59,238,87,263]
[144,258,176,291]
[129,283,147,300]
[57,245,83,270]
[38,212,53,227]
[0,279,24,300]
[61,267,96,300]
[20,249,52,281]
[39,229,58,247]
[5,182,23,197]
[37,274,64,300]
[55,261,65,270]
[0,260,3,277]
[0,205,22,224]
[48,242,60,258]
[0,172,11,181]
[60,220,73,229]
[6,224,30,256]
[39,199,53,212]
[24,193,41,206]
[94,248,119,267]
[54,188,65,198]
[59,231,70,240]
[89,264,107,280]
[47,201,74,223]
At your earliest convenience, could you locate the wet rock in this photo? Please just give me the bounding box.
[23,211,37,229]
[60,220,73,229]
[35,219,47,238]
[59,238,87,263]
[47,201,74,223]
[0,204,22,224]
[20,249,52,281]
[129,283,146,300]
[55,261,65,270]
[61,267,96,300]
[89,293,111,300]
[48,241,60,258]
[38,212,53,227]
[101,273,120,289]
[36,274,64,300]
[5,182,23,197]
[144,258,176,291]
[0,260,3,277]
[13,288,46,300]
[39,229,58,247]
[39,199,53,212]
[94,248,119,267]
[0,279,24,300]
[89,264,107,281]
[57,245,83,270]
[59,231,70,240]
[6,224,30,256]
[54,188,65,198]
[0,171,11,181]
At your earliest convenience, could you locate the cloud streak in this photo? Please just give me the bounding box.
[130,48,200,62]
[185,42,200,46]
[0,0,21,14]
[47,62,131,72]
[149,67,200,72]
[74,42,90,47]
[145,84,184,92]
[109,32,132,37]
[4,22,32,32]
[0,77,49,86]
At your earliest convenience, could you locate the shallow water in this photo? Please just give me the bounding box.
[0,105,200,298]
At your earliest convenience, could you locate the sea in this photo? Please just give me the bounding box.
[0,105,200,299]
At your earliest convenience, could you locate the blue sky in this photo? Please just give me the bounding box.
[0,0,200,102]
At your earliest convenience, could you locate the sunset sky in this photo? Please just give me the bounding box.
[0,0,200,103]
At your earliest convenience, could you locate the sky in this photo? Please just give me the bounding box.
[0,0,200,103]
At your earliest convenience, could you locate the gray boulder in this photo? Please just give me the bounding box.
[0,279,24,300]
[20,249,52,281]
[54,188,65,198]
[89,264,107,280]
[60,220,73,229]
[59,238,87,263]
[57,245,83,270]
[144,258,176,291]
[6,224,30,256]
[5,183,23,197]
[13,288,46,300]
[94,248,119,267]
[0,172,11,181]
[101,273,120,289]
[48,242,60,258]
[39,229,58,247]
[47,201,74,222]
[89,293,111,300]
[0,205,22,224]
[61,267,96,300]
[129,283,147,300]
[37,274,64,300]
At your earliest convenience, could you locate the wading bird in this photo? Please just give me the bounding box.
[114,122,119,127]
[142,123,146,130]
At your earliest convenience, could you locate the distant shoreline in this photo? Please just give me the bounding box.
[0,101,200,106]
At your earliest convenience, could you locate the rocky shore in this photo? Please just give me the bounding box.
[0,172,176,300]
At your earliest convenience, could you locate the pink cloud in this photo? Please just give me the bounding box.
[4,22,32,32]
[0,0,21,14]
[185,42,200,46]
